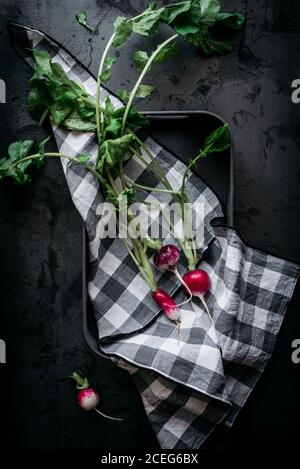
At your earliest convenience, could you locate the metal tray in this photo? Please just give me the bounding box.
[83,110,233,357]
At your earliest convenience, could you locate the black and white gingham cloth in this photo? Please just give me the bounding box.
[11,24,300,449]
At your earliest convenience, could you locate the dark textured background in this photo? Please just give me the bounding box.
[1,0,300,449]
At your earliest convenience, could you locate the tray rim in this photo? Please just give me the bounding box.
[83,109,234,358]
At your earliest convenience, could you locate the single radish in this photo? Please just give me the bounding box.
[182,269,212,320]
[77,387,100,411]
[152,288,180,321]
[154,244,180,270]
[152,288,181,337]
[70,371,123,421]
[154,244,192,305]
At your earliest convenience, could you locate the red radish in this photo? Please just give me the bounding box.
[152,288,180,321]
[154,244,192,305]
[152,288,181,337]
[154,244,180,270]
[182,269,212,320]
[77,387,100,410]
[71,372,123,421]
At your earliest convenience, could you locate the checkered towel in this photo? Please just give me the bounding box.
[10,23,300,449]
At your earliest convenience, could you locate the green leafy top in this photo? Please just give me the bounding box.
[133,42,179,70]
[28,50,148,139]
[76,11,93,31]
[180,123,231,195]
[0,137,49,184]
[28,49,97,129]
[216,12,245,30]
[99,57,116,83]
[70,371,90,389]
[112,0,244,60]
[117,84,154,103]
[1,2,243,292]
[23,3,240,196]
[112,16,133,47]
[97,133,135,175]
[203,123,231,154]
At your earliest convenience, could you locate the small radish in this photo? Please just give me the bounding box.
[154,244,180,270]
[70,371,123,421]
[182,269,212,320]
[77,387,100,411]
[152,288,181,337]
[154,244,192,305]
[152,288,180,321]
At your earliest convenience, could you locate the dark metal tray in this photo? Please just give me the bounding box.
[83,110,233,357]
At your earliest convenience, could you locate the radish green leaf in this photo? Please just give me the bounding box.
[97,133,134,174]
[203,123,230,154]
[76,11,93,31]
[99,57,116,83]
[0,138,48,184]
[117,84,154,103]
[216,12,245,29]
[155,41,179,63]
[133,50,150,70]
[112,17,133,47]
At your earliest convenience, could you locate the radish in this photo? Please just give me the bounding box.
[77,387,100,411]
[182,269,212,320]
[152,288,180,321]
[71,371,123,421]
[154,244,192,305]
[154,244,180,270]
[152,288,181,337]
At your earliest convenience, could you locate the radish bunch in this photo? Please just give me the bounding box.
[152,244,212,328]
[0,2,233,344]
[0,0,235,334]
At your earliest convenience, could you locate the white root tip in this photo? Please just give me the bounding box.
[176,319,181,343]
[167,307,180,322]
[94,408,124,421]
[199,294,213,321]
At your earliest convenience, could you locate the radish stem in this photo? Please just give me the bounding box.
[96,8,161,142]
[122,238,157,291]
[96,33,116,142]
[106,169,119,195]
[119,161,125,190]
[131,135,200,270]
[130,146,164,182]
[131,134,173,190]
[7,152,106,185]
[121,34,179,134]
[125,176,180,195]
